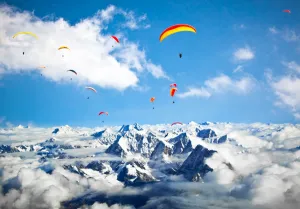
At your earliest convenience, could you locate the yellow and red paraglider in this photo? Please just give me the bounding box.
[159,24,196,42]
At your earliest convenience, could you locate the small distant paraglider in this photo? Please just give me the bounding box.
[179,53,182,58]
[111,36,119,47]
[170,87,177,104]
[67,69,77,80]
[99,111,109,123]
[58,46,70,57]
[171,122,183,126]
[85,87,97,99]
[170,83,177,88]
[150,97,155,109]
[283,9,291,14]
[12,31,38,55]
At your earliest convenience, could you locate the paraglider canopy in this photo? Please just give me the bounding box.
[85,87,97,93]
[170,83,177,88]
[150,97,155,103]
[13,31,38,39]
[159,24,196,42]
[99,111,109,116]
[58,46,70,50]
[171,122,183,126]
[67,69,77,75]
[111,36,120,43]
[170,87,177,97]
[283,9,291,13]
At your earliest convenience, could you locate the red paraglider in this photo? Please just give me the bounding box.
[111,36,120,43]
[99,111,109,116]
[170,83,177,88]
[171,122,183,126]
[283,9,291,13]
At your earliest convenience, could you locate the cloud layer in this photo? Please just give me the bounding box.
[0,4,167,91]
[267,62,300,119]
[177,74,255,99]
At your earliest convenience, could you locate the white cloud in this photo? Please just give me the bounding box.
[204,74,255,94]
[0,5,163,91]
[269,27,279,34]
[233,65,244,73]
[177,87,211,99]
[282,61,300,73]
[121,12,150,30]
[233,46,255,61]
[283,29,300,42]
[177,74,255,99]
[80,202,135,209]
[266,66,300,119]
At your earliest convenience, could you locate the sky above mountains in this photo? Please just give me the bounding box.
[0,0,300,127]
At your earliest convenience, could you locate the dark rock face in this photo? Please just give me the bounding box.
[197,129,217,138]
[178,145,216,182]
[170,133,193,154]
[117,160,156,186]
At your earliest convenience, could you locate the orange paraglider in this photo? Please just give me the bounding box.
[150,97,155,109]
[170,87,177,104]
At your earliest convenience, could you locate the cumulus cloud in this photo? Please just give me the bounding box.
[266,66,300,119]
[282,61,300,73]
[233,46,255,61]
[176,87,211,99]
[0,4,165,91]
[177,74,255,99]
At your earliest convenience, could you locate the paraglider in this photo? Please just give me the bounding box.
[170,83,177,88]
[67,69,77,80]
[99,111,109,116]
[159,24,196,42]
[171,122,183,126]
[283,9,291,13]
[170,87,177,103]
[150,97,155,109]
[13,31,38,39]
[111,36,119,43]
[179,53,182,58]
[99,111,108,123]
[13,31,38,55]
[85,87,97,99]
[85,87,97,93]
[58,46,70,57]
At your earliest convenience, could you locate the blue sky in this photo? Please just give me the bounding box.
[0,0,300,127]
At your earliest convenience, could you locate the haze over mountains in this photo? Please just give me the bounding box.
[1,122,300,209]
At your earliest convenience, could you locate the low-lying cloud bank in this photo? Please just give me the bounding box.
[0,123,300,209]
